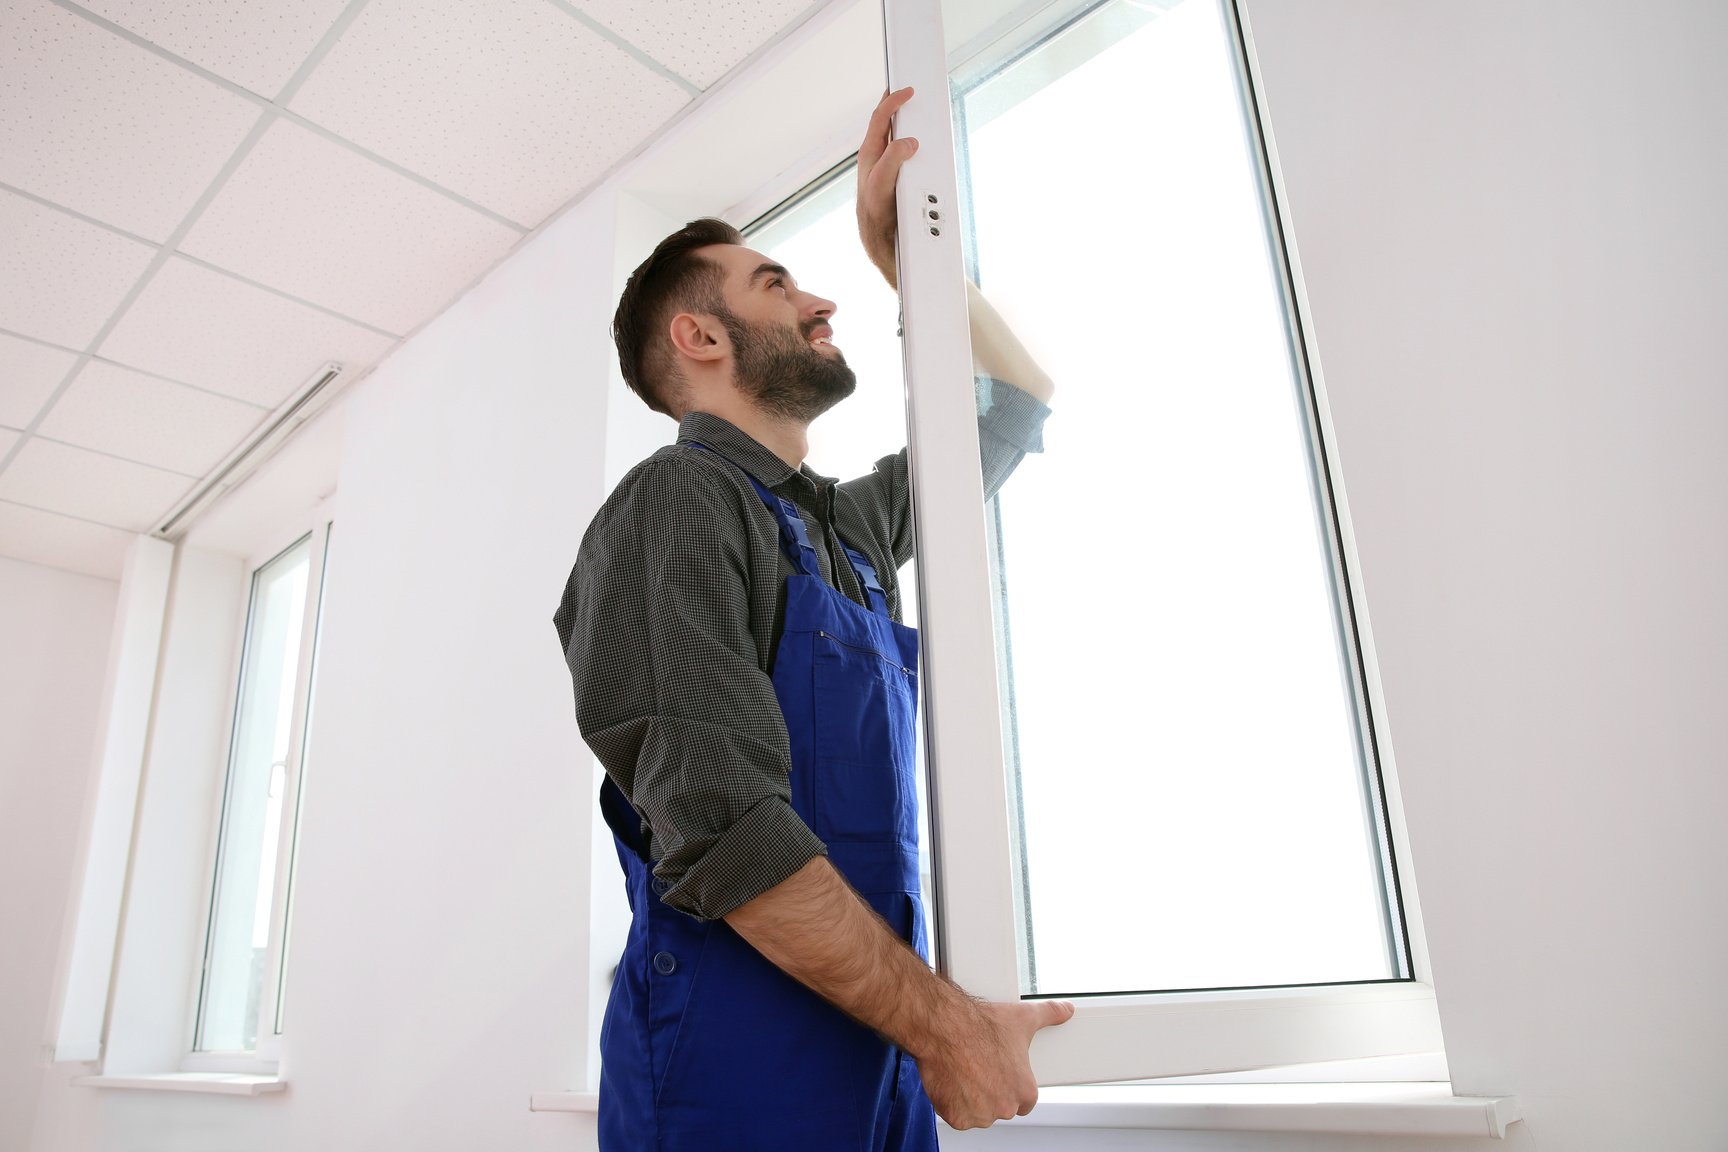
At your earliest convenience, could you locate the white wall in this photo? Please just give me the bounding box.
[248,184,613,1150]
[0,558,118,1152]
[102,545,245,1076]
[16,0,1727,1148]
[23,175,617,1152]
[1248,0,1728,1145]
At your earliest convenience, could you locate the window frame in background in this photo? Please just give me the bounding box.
[183,499,334,1073]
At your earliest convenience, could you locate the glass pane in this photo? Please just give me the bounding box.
[274,523,331,1035]
[198,536,309,1051]
[947,0,1404,995]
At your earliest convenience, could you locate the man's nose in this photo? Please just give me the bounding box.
[801,292,836,320]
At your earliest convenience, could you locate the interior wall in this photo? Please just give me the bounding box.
[0,558,119,1152]
[250,183,613,1151]
[14,0,1725,1149]
[102,545,244,1076]
[1234,0,1728,1147]
[23,181,616,1152]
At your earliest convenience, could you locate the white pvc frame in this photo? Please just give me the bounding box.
[885,0,1443,1084]
[183,495,335,1073]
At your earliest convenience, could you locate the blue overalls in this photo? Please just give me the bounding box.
[596,443,939,1151]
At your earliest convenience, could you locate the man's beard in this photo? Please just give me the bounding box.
[721,310,857,423]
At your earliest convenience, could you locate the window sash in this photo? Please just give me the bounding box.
[190,507,333,1065]
[883,0,1440,1082]
[255,513,331,1057]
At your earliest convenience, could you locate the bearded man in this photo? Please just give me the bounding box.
[554,89,1071,1151]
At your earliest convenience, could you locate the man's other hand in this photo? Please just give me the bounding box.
[916,998,1076,1130]
[857,87,919,291]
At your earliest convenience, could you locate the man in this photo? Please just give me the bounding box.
[554,89,1072,1150]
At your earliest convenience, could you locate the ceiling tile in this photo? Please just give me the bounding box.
[37,360,267,477]
[73,0,354,100]
[0,190,158,349]
[570,0,818,89]
[0,438,191,531]
[0,0,261,243]
[179,119,524,334]
[288,0,689,227]
[0,333,79,428]
[0,499,133,580]
[0,428,17,456]
[99,257,397,408]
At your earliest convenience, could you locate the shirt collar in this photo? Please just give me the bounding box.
[676,412,833,491]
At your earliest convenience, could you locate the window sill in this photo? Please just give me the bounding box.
[71,1073,286,1096]
[1004,1082,1518,1138]
[527,1085,1518,1138]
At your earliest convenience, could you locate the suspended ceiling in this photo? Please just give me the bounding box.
[0,0,828,580]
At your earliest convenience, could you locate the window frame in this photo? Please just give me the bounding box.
[883,0,1442,1083]
[182,495,335,1074]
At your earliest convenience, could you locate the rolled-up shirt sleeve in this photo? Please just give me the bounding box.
[562,459,826,920]
[839,375,1052,569]
[977,375,1048,500]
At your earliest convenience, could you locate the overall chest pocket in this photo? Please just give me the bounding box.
[809,630,917,844]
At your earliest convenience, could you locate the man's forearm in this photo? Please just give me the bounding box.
[723,854,980,1058]
[966,281,1054,405]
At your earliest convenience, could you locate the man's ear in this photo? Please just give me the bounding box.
[668,312,728,364]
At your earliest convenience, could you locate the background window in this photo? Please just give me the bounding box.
[196,520,332,1053]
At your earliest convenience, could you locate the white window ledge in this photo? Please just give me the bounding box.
[72,1073,286,1096]
[528,1085,1518,1139]
[1006,1083,1518,1138]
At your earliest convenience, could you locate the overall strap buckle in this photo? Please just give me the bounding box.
[840,543,891,616]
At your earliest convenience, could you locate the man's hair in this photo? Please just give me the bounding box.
[612,217,745,416]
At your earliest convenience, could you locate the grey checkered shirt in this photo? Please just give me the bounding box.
[554,379,1049,920]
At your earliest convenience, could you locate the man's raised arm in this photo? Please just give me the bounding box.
[856,87,1055,406]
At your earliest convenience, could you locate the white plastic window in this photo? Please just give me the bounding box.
[886,0,1441,1082]
[194,517,332,1059]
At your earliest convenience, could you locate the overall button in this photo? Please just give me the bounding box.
[651,877,671,896]
[652,951,678,975]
